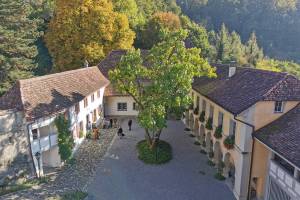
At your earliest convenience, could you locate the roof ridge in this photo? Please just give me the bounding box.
[20,66,99,83]
[262,73,289,100]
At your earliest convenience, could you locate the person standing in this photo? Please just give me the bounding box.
[117,127,124,139]
[128,119,132,131]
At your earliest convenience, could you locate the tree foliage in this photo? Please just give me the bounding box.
[109,30,215,148]
[45,0,135,72]
[0,0,40,95]
[256,59,300,77]
[55,115,74,161]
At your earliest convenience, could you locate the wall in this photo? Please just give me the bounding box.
[253,101,298,130]
[250,140,271,199]
[0,110,33,184]
[42,146,61,167]
[104,96,138,117]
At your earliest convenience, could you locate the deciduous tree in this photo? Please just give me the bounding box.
[109,30,216,149]
[45,0,135,72]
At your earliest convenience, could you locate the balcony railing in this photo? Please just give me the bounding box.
[32,134,58,153]
[269,160,300,199]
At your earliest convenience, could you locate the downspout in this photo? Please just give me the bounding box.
[234,115,255,200]
[26,122,39,178]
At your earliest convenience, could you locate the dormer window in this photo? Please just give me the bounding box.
[274,101,284,113]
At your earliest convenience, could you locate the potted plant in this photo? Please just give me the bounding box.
[214,125,223,139]
[194,107,199,115]
[199,111,205,122]
[205,117,213,130]
[224,136,235,149]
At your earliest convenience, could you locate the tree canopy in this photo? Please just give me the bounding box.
[109,30,215,148]
[45,0,135,72]
[0,0,40,95]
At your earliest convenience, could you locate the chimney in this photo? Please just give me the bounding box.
[228,61,237,78]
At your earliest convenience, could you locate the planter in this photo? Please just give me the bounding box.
[205,117,213,130]
[199,111,205,122]
[214,125,223,139]
[224,136,235,149]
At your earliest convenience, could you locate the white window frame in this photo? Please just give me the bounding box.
[274,101,284,113]
[117,102,127,111]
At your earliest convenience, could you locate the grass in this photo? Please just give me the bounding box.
[61,191,88,200]
[0,184,32,196]
[137,140,172,165]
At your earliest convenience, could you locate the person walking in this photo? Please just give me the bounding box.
[117,127,124,139]
[128,119,132,131]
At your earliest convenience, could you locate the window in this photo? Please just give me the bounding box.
[32,129,38,140]
[84,98,88,108]
[91,94,95,102]
[97,90,100,98]
[64,111,69,120]
[133,102,138,111]
[202,100,206,112]
[218,112,224,127]
[229,119,236,136]
[274,101,284,113]
[117,103,127,111]
[75,103,80,114]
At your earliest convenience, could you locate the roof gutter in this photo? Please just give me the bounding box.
[234,115,255,200]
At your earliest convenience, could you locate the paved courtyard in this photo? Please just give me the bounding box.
[87,120,235,200]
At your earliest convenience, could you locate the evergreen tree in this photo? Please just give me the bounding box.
[246,32,264,66]
[0,0,39,95]
[216,24,231,62]
[45,0,135,72]
[229,31,246,64]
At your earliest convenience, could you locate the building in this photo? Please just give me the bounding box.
[185,64,300,200]
[0,67,109,178]
[98,50,149,118]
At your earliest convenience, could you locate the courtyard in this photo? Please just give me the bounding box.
[87,119,235,200]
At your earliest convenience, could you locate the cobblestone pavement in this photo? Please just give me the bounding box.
[0,128,116,200]
[87,120,235,200]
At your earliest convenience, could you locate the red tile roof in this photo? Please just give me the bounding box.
[0,67,109,121]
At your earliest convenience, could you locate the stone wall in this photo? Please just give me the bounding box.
[0,110,33,185]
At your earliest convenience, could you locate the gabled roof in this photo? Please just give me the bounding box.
[98,49,150,96]
[193,65,300,115]
[254,104,300,169]
[0,67,109,121]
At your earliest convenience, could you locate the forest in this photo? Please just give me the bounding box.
[1,0,300,96]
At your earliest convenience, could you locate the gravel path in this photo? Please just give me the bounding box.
[0,128,116,200]
[87,120,235,200]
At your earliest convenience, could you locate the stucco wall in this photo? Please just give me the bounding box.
[0,110,32,184]
[253,101,298,130]
[42,146,61,167]
[104,96,138,117]
[250,140,270,199]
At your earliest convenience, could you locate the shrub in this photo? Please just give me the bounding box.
[79,131,84,138]
[200,149,207,154]
[199,111,205,122]
[86,131,92,139]
[214,172,226,181]
[184,127,191,131]
[205,118,213,130]
[207,160,215,166]
[224,136,235,149]
[137,140,172,164]
[193,107,199,115]
[208,151,214,158]
[214,125,223,139]
[55,115,74,161]
[194,141,201,145]
[189,133,195,138]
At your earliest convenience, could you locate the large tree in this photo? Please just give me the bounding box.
[0,0,39,95]
[245,32,264,66]
[45,0,135,72]
[109,30,216,148]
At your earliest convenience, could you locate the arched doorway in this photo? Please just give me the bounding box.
[224,153,235,188]
[205,132,213,153]
[194,120,199,135]
[189,113,194,130]
[213,141,222,165]
[198,124,205,144]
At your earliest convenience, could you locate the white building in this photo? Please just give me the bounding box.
[0,66,109,177]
